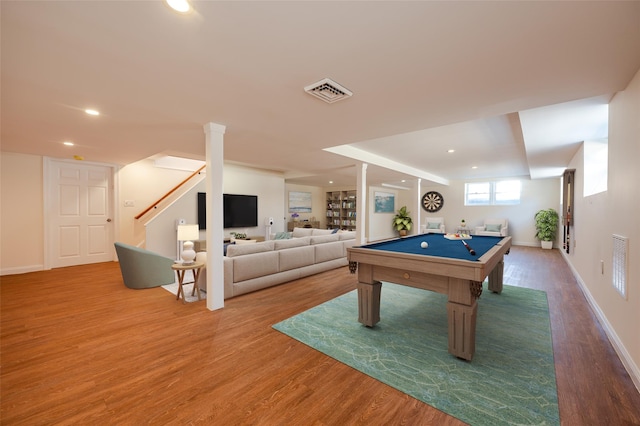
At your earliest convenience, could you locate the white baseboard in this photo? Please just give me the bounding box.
[512,241,539,247]
[0,264,45,276]
[560,251,640,393]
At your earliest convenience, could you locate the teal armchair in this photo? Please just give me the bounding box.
[114,242,176,289]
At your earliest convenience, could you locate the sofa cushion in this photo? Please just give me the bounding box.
[279,245,315,272]
[274,236,310,250]
[226,240,274,257]
[311,228,334,236]
[342,238,357,256]
[315,241,345,263]
[310,234,340,245]
[232,251,279,282]
[292,227,314,238]
[338,231,356,241]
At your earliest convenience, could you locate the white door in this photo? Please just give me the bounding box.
[49,160,114,268]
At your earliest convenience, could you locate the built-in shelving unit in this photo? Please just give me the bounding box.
[326,190,356,231]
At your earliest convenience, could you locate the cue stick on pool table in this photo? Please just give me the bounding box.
[461,240,476,255]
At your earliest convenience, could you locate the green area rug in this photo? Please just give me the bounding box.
[273,283,559,425]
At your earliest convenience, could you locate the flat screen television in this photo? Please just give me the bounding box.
[198,192,258,229]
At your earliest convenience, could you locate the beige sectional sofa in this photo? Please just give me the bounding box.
[195,228,356,299]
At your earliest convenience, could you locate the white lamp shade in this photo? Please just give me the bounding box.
[177,224,199,241]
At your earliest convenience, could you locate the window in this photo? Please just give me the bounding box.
[465,180,521,206]
[465,182,490,205]
[584,139,608,197]
[494,180,522,204]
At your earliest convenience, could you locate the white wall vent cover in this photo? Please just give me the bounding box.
[612,234,628,299]
[304,78,353,104]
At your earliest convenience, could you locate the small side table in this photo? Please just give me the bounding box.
[456,227,472,235]
[171,262,204,304]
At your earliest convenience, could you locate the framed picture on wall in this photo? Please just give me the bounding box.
[374,191,394,213]
[289,191,312,213]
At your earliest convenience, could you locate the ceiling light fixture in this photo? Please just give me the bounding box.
[448,149,455,153]
[85,109,100,116]
[472,166,478,169]
[63,141,74,146]
[166,0,191,13]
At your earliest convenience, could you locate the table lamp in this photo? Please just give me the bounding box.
[177,224,199,264]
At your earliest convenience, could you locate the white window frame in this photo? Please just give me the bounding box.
[464,182,491,206]
[465,180,521,206]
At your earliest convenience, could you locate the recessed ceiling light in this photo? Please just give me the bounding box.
[448,149,455,153]
[166,0,191,13]
[329,181,333,184]
[63,141,74,146]
[472,166,478,169]
[85,109,100,116]
[401,180,406,183]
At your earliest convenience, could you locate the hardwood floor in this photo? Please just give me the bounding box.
[2,246,639,425]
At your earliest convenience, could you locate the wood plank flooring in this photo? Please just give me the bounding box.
[2,246,639,425]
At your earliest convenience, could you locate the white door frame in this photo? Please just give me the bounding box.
[44,158,119,270]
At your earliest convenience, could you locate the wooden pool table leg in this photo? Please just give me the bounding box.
[487,258,504,294]
[446,300,478,361]
[357,281,381,327]
[447,278,480,361]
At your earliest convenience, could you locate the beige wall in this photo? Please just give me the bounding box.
[0,156,286,274]
[118,158,196,247]
[120,161,286,258]
[420,177,560,246]
[284,183,327,229]
[365,186,416,242]
[289,176,560,245]
[0,153,44,274]
[223,163,286,235]
[563,68,640,383]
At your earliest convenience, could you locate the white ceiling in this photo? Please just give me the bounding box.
[2,1,639,187]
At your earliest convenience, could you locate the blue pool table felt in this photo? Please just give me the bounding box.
[360,233,503,261]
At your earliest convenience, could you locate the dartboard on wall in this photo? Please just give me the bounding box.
[421,191,444,212]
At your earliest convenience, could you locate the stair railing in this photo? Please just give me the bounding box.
[134,165,206,220]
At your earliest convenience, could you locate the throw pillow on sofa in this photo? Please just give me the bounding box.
[486,224,502,232]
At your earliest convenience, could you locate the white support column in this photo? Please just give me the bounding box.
[204,122,226,311]
[356,163,368,245]
[414,178,422,235]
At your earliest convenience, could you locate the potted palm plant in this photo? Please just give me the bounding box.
[534,208,559,249]
[393,206,413,236]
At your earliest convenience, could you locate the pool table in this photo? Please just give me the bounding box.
[347,233,511,361]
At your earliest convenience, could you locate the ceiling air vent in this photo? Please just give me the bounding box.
[304,78,353,104]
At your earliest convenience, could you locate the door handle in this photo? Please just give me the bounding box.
[107,218,112,222]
